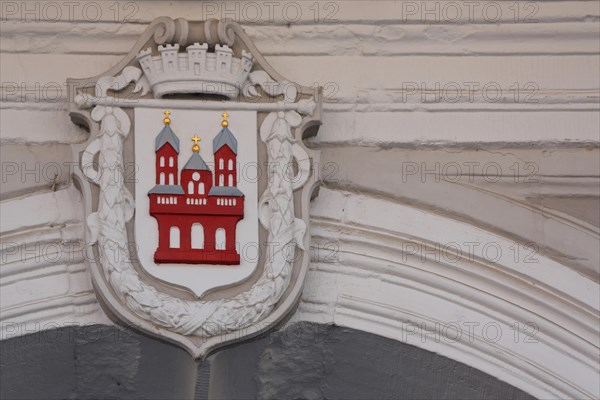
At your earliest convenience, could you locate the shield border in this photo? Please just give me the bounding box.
[67,18,322,358]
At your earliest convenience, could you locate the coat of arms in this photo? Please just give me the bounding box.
[67,18,322,357]
[146,111,247,266]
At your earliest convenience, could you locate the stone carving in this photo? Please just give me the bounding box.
[68,17,322,357]
[80,70,310,335]
[245,70,298,103]
[137,43,253,99]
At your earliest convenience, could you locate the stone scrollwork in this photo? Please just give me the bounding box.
[149,17,235,47]
[78,69,315,338]
[69,17,322,357]
[244,70,299,102]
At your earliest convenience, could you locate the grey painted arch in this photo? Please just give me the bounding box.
[0,322,535,400]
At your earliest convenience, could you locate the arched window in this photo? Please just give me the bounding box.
[219,174,224,186]
[191,224,204,249]
[228,159,233,170]
[215,228,226,250]
[169,226,180,248]
[169,157,174,167]
[188,181,194,195]
[160,172,165,185]
[160,156,165,167]
[169,173,174,185]
[219,158,224,169]
[228,174,233,186]
[198,182,205,194]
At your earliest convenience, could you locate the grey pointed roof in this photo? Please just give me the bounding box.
[183,153,211,171]
[155,124,180,153]
[213,127,238,154]
[208,186,244,197]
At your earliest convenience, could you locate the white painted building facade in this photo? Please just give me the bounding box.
[1,2,598,399]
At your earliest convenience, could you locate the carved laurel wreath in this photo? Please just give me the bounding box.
[78,64,315,337]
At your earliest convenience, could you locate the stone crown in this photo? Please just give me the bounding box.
[137,43,253,99]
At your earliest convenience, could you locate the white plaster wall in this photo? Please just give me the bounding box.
[1,1,598,398]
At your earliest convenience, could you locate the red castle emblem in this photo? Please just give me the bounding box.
[148,111,245,265]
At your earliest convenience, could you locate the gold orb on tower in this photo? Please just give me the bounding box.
[221,111,229,128]
[191,134,201,153]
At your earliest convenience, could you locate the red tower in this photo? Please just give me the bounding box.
[154,111,179,186]
[148,111,245,265]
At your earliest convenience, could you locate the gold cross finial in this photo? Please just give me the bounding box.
[192,134,201,153]
[221,111,229,128]
[163,110,171,125]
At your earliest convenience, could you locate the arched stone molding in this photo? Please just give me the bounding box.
[0,186,113,340]
[292,186,599,399]
[314,147,599,281]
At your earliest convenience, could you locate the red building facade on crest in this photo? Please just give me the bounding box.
[148,111,245,265]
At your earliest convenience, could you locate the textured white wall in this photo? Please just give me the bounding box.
[1,1,598,398]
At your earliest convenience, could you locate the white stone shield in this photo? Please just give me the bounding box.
[67,18,322,358]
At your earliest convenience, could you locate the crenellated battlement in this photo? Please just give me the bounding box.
[137,43,254,99]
